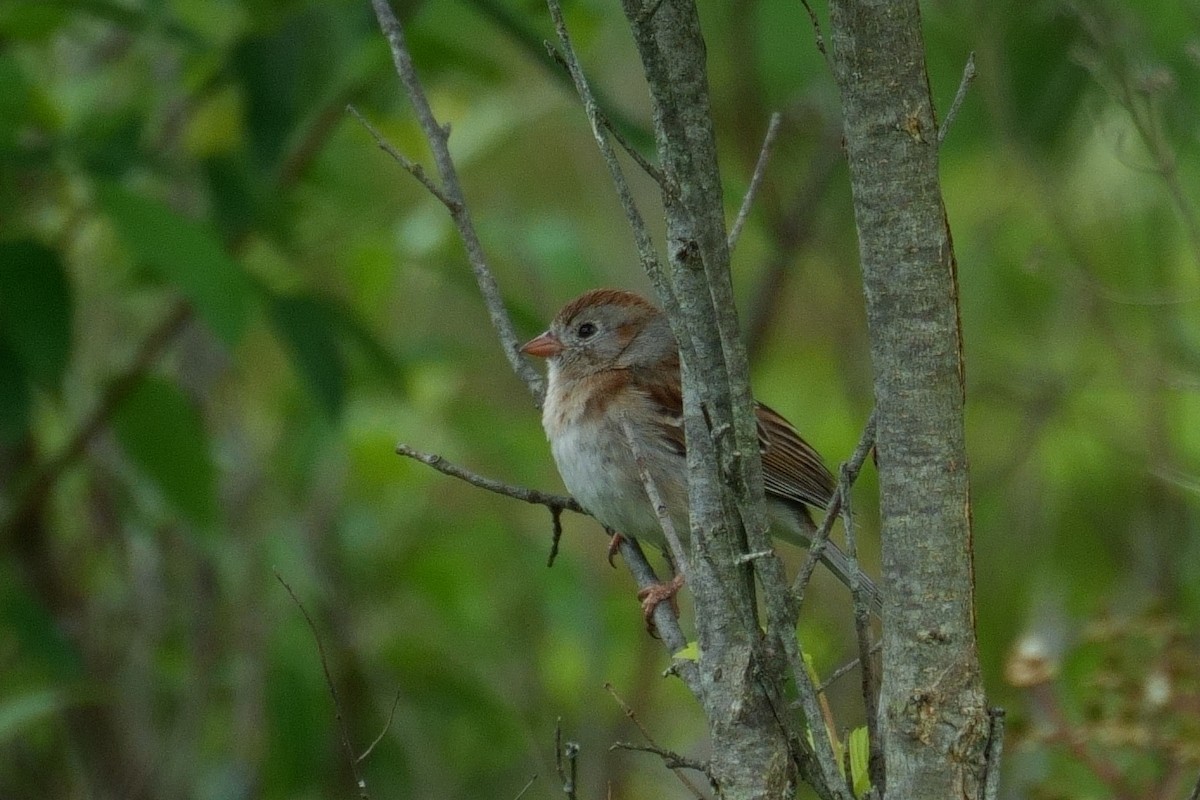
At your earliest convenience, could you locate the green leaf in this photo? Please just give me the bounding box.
[0,689,62,745]
[268,293,345,419]
[0,240,72,388]
[672,641,700,661]
[97,183,254,347]
[848,726,872,797]
[0,338,30,444]
[112,378,218,526]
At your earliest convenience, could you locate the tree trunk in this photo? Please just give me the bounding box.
[828,0,990,797]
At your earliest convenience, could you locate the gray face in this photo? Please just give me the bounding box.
[551,301,675,376]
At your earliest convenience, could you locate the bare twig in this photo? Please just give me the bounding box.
[799,0,834,72]
[814,641,883,694]
[544,45,669,190]
[937,51,976,144]
[1188,772,1200,800]
[554,720,580,800]
[544,0,674,310]
[513,774,539,800]
[275,571,369,800]
[616,413,691,585]
[728,112,782,253]
[395,443,584,515]
[982,707,1006,800]
[347,104,455,206]
[368,0,544,402]
[605,683,712,798]
[357,689,402,764]
[791,410,877,609]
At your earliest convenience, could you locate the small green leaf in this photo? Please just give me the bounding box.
[848,726,872,797]
[268,293,345,420]
[112,378,217,526]
[673,641,700,661]
[0,240,72,388]
[97,183,254,347]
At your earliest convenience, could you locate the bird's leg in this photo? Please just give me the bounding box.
[605,528,625,567]
[637,558,685,635]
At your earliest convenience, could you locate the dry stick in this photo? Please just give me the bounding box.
[275,571,369,800]
[937,51,977,144]
[1188,772,1200,800]
[727,112,783,254]
[395,443,583,515]
[982,707,1006,800]
[791,410,877,610]
[367,0,544,403]
[799,0,835,72]
[605,683,712,799]
[347,105,454,207]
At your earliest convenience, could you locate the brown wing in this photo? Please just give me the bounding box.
[756,402,836,510]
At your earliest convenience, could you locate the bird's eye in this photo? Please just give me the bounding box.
[576,322,597,339]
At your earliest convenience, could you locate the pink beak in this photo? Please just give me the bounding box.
[521,330,563,358]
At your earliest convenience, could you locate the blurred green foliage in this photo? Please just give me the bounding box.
[0,0,1198,798]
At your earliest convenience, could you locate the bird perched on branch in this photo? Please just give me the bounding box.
[521,288,881,617]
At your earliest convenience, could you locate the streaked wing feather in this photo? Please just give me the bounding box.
[756,402,836,510]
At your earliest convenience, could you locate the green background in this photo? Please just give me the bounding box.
[1,0,1198,797]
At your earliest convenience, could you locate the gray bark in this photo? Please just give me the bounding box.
[827,1,991,797]
[618,2,798,797]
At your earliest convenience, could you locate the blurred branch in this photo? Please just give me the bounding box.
[799,0,834,74]
[367,0,545,403]
[1,302,193,542]
[937,51,976,144]
[357,690,402,765]
[743,125,842,358]
[513,775,539,800]
[727,111,782,253]
[791,410,876,612]
[274,571,370,800]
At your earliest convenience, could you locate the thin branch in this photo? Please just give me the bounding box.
[937,51,976,144]
[544,44,669,190]
[982,707,1006,800]
[547,506,565,567]
[791,410,877,609]
[616,413,691,585]
[605,683,712,799]
[357,689,402,764]
[395,443,584,515]
[728,112,782,253]
[347,104,455,207]
[368,0,544,402]
[1188,772,1200,800]
[799,0,835,74]
[544,0,673,307]
[513,774,539,800]
[554,720,580,800]
[814,641,883,694]
[840,467,882,789]
[275,571,369,800]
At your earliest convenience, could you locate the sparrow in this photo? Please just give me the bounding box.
[521,288,882,614]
